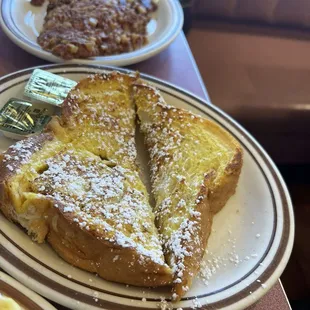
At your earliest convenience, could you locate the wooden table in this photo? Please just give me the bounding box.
[0,28,291,310]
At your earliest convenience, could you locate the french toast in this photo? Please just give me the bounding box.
[134,84,243,299]
[0,72,172,287]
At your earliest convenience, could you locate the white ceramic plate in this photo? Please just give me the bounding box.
[0,271,56,310]
[0,64,294,310]
[0,0,183,66]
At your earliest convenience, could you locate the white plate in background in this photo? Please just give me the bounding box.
[0,0,183,66]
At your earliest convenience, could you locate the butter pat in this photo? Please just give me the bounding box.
[0,98,53,140]
[24,69,77,106]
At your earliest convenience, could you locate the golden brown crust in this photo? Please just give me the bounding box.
[47,206,172,287]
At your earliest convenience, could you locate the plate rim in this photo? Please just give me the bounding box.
[0,64,294,310]
[0,271,57,310]
[0,0,184,66]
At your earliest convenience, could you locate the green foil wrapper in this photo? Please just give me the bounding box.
[24,69,77,106]
[0,98,53,139]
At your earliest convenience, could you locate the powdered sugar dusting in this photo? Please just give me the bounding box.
[2,137,42,172]
[64,72,137,165]
[199,227,262,288]
[32,150,166,265]
[135,84,212,297]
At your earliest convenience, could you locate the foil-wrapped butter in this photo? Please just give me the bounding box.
[24,69,77,106]
[0,98,53,140]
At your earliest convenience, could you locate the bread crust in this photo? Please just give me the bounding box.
[46,201,172,286]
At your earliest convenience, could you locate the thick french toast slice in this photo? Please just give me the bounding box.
[134,84,243,298]
[0,72,172,286]
[30,148,171,286]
